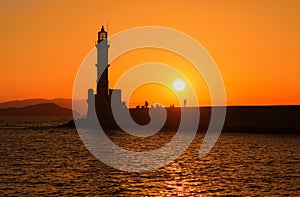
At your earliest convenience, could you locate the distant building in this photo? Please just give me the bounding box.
[86,26,122,127]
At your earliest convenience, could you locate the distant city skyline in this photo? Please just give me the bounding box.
[0,0,299,106]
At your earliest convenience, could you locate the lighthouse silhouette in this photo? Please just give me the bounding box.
[87,26,122,127]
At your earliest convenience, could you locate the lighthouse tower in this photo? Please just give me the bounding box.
[96,26,110,97]
[86,25,122,127]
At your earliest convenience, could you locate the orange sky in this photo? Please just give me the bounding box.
[0,0,299,106]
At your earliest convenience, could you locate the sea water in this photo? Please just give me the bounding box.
[0,117,299,196]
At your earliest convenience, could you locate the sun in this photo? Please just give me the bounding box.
[172,79,186,92]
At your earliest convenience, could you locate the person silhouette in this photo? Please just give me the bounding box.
[145,101,149,109]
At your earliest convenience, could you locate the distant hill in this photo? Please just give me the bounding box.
[0,98,71,109]
[0,98,87,116]
[0,103,79,117]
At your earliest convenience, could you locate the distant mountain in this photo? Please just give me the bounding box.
[0,98,87,116]
[0,98,71,108]
[0,103,79,117]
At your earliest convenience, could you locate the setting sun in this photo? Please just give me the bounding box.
[172,79,186,92]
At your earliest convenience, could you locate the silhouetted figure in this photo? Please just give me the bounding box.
[184,99,187,107]
[145,101,149,109]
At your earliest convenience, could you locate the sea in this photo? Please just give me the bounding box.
[0,117,299,196]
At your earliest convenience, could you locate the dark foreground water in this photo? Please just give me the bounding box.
[0,117,299,196]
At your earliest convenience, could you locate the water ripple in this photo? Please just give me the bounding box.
[0,117,299,196]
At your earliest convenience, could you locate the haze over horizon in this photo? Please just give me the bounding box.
[0,0,299,107]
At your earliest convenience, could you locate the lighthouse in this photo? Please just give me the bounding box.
[86,25,122,127]
[96,26,110,97]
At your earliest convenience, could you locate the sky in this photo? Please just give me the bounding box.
[0,0,299,107]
